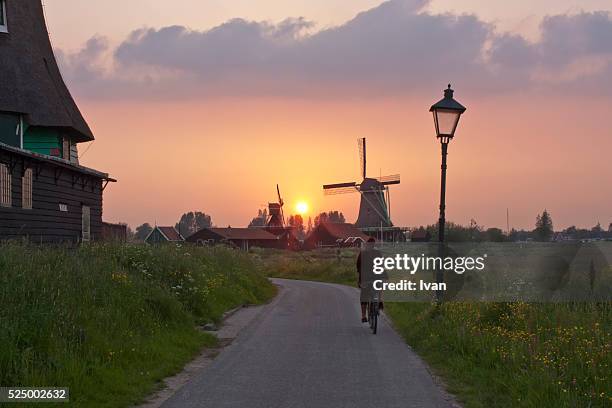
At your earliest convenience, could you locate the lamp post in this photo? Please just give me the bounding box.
[429,84,466,302]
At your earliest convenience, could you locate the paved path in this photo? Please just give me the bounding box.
[162,279,457,408]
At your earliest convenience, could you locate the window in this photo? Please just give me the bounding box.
[22,168,32,209]
[0,1,7,33]
[0,163,11,207]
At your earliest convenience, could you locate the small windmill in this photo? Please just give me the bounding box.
[323,138,400,229]
[267,184,285,228]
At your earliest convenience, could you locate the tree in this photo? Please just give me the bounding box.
[288,214,305,239]
[314,211,346,227]
[609,223,612,233]
[314,212,328,226]
[307,216,313,234]
[591,222,603,239]
[248,208,267,228]
[469,219,483,241]
[485,227,506,242]
[176,212,212,237]
[135,223,153,241]
[534,210,554,242]
[288,214,304,231]
[327,211,346,223]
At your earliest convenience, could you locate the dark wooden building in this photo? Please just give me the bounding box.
[304,222,370,250]
[0,0,115,243]
[145,226,184,244]
[101,222,128,242]
[265,226,301,250]
[187,227,280,251]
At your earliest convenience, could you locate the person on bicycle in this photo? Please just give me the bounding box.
[357,237,386,323]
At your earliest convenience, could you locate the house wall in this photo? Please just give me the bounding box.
[145,228,170,244]
[0,150,103,244]
[185,229,224,244]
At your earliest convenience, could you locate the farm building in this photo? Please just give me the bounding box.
[187,227,280,250]
[101,222,128,242]
[265,226,301,250]
[304,222,370,249]
[145,226,184,244]
[0,0,115,243]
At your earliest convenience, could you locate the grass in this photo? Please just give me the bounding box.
[386,302,610,408]
[253,247,358,286]
[258,247,611,408]
[0,242,275,407]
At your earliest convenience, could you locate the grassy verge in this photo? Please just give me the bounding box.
[0,243,275,407]
[386,302,610,408]
[254,247,358,286]
[258,248,611,408]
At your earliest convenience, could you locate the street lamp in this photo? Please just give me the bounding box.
[429,84,466,302]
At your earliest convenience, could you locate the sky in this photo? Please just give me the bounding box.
[41,0,612,231]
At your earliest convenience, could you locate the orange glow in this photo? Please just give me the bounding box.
[78,95,612,231]
[296,201,309,215]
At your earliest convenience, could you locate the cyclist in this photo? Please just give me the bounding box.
[357,237,386,323]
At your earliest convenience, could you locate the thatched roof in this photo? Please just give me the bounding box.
[0,0,93,142]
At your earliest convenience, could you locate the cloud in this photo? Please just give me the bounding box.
[56,0,612,100]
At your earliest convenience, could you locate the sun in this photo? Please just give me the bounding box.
[295,201,309,215]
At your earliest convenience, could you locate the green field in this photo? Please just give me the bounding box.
[1,243,609,407]
[0,243,275,407]
[260,247,611,408]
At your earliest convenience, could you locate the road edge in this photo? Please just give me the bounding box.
[135,284,282,408]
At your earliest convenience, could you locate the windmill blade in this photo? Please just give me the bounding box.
[277,184,284,206]
[378,174,400,185]
[324,186,360,195]
[323,182,359,195]
[323,181,357,190]
[277,184,285,227]
[386,186,391,221]
[358,138,366,179]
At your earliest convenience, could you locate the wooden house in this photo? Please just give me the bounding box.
[303,222,370,250]
[0,0,115,243]
[101,222,128,242]
[186,227,280,251]
[145,226,184,244]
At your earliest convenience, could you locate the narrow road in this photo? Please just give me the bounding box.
[162,279,457,408]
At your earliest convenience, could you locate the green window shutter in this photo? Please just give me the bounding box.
[23,127,61,156]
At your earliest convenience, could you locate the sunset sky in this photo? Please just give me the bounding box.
[42,0,612,231]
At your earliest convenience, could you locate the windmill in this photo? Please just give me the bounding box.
[267,184,285,228]
[323,138,400,229]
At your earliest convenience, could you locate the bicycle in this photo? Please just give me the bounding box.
[368,290,381,335]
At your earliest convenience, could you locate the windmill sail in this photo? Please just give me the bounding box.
[377,174,401,185]
[322,138,400,231]
[277,184,285,227]
[358,138,366,179]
